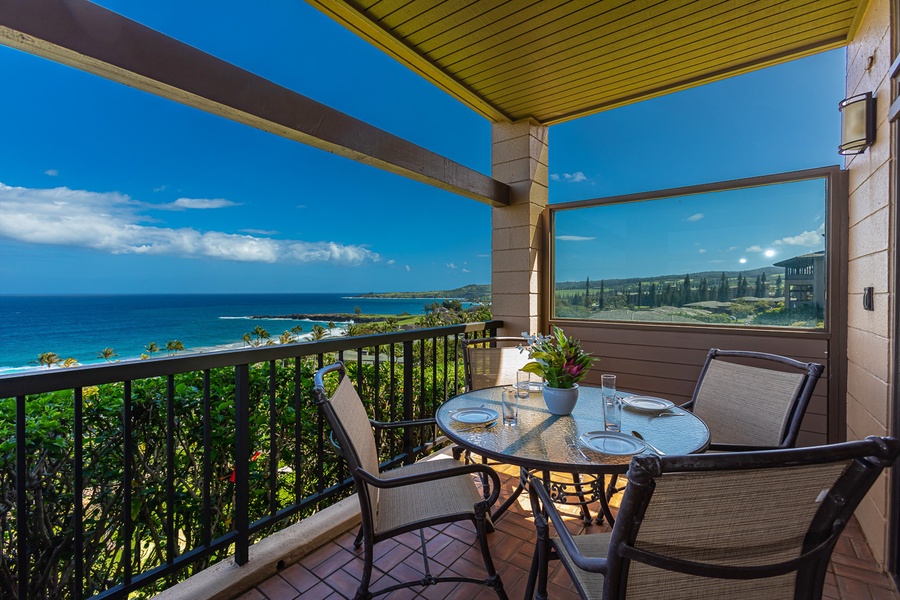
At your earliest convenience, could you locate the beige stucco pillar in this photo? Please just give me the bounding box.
[491,121,549,337]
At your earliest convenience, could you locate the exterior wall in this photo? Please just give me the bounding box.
[491,122,549,337]
[845,0,895,569]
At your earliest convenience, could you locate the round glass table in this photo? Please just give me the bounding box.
[436,385,710,522]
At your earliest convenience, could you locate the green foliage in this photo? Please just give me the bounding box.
[521,326,595,389]
[1,334,470,599]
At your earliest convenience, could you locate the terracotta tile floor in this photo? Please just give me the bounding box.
[237,468,899,600]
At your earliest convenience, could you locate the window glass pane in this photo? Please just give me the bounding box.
[553,178,827,329]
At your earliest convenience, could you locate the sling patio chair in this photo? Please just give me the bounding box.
[527,436,900,600]
[313,361,509,600]
[683,348,825,451]
[462,336,598,523]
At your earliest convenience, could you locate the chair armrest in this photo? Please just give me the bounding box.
[354,462,501,506]
[528,474,608,574]
[371,417,437,430]
[708,442,785,452]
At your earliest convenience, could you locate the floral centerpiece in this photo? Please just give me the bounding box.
[520,326,594,388]
[521,326,595,415]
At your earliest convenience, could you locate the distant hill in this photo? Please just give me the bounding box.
[357,284,491,302]
[556,266,782,290]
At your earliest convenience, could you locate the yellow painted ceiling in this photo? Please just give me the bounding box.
[307,0,868,125]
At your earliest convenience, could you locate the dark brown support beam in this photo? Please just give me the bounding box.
[0,0,509,206]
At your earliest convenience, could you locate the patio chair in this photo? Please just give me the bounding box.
[527,436,900,600]
[683,348,825,451]
[463,336,598,522]
[462,336,531,391]
[313,362,508,600]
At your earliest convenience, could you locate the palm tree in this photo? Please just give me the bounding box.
[242,333,253,347]
[252,325,270,346]
[279,331,295,345]
[97,347,118,362]
[61,357,80,368]
[145,342,160,356]
[327,321,336,330]
[345,323,362,337]
[33,352,60,368]
[166,340,185,356]
[310,324,327,341]
[291,324,304,334]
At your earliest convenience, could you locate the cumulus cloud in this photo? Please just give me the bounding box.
[746,245,763,252]
[0,182,379,265]
[162,197,239,210]
[773,223,825,247]
[698,249,706,254]
[405,265,411,272]
[45,169,59,177]
[387,259,395,265]
[556,235,596,241]
[686,213,704,222]
[462,268,471,273]
[550,171,588,183]
[447,263,457,269]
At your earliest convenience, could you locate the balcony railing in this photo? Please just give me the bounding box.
[0,320,501,600]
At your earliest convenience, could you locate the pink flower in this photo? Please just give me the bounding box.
[564,360,582,377]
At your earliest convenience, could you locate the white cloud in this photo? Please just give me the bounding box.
[551,171,588,183]
[477,254,489,258]
[295,204,307,209]
[773,224,825,247]
[240,228,279,235]
[462,268,471,273]
[0,182,379,265]
[698,249,706,254]
[746,245,763,252]
[154,185,168,192]
[143,197,239,211]
[405,265,411,272]
[447,263,457,269]
[44,169,59,177]
[387,259,395,265]
[556,235,596,241]
[686,213,704,222]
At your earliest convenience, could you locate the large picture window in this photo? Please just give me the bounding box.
[552,177,828,329]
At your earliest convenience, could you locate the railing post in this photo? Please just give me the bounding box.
[403,340,414,465]
[16,395,28,600]
[234,364,250,565]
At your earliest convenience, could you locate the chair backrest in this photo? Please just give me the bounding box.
[462,336,530,391]
[313,362,380,521]
[605,437,900,599]
[688,348,824,448]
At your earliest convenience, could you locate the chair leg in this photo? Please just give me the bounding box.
[474,502,509,600]
[528,511,550,600]
[353,527,364,549]
[569,472,594,523]
[353,535,374,600]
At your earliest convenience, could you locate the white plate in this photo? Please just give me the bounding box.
[516,381,544,392]
[450,407,499,425]
[580,431,647,455]
[623,396,675,413]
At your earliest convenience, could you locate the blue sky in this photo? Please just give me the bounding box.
[0,1,845,294]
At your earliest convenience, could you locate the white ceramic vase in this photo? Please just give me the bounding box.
[542,383,579,415]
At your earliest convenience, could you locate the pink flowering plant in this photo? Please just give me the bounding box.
[520,326,595,389]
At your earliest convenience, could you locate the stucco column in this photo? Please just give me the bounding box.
[491,122,549,336]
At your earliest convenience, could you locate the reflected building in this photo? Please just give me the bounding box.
[773,251,826,311]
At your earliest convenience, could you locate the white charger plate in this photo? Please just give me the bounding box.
[580,431,647,455]
[450,407,499,425]
[623,396,675,413]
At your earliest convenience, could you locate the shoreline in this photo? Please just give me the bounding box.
[248,313,384,323]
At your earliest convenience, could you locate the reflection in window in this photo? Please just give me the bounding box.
[552,178,827,329]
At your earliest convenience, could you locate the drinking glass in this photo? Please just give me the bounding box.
[501,387,519,426]
[516,370,531,399]
[601,374,621,432]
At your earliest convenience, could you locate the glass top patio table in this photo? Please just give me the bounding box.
[437,385,710,474]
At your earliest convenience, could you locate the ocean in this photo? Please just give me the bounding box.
[0,293,456,374]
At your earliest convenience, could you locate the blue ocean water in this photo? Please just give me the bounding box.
[0,293,454,373]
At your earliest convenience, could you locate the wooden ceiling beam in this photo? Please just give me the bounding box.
[0,0,510,207]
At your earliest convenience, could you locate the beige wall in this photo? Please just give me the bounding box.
[845,0,895,568]
[491,122,549,337]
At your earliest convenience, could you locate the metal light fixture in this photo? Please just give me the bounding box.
[838,92,876,155]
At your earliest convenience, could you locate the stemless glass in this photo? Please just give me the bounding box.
[516,370,531,399]
[601,374,621,432]
[501,387,519,426]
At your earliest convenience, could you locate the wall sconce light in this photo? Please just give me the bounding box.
[838,92,876,155]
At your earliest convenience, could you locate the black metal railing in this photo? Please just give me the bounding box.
[0,321,501,600]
